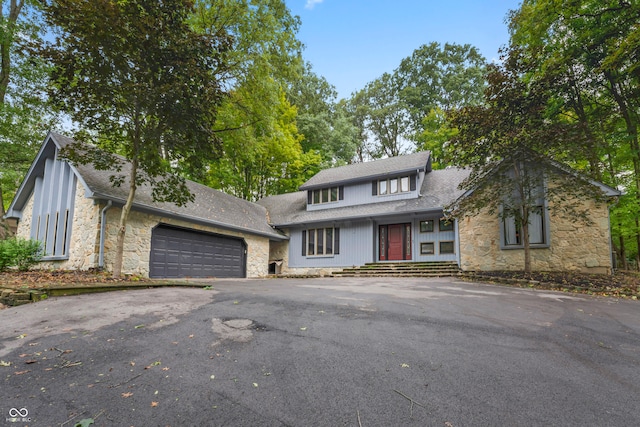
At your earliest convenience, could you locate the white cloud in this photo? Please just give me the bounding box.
[305,0,324,10]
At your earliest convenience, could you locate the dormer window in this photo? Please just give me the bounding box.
[308,186,344,205]
[373,175,416,196]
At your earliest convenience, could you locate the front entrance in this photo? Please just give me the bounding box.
[379,223,412,261]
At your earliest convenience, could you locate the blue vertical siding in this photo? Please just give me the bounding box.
[289,212,459,268]
[288,219,375,268]
[30,151,77,259]
[306,171,425,211]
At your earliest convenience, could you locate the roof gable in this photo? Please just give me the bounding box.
[6,132,285,240]
[299,151,431,190]
[5,131,91,218]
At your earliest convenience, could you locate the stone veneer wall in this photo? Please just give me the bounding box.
[100,206,271,278]
[458,196,613,274]
[16,180,102,271]
[16,183,271,277]
[267,229,289,274]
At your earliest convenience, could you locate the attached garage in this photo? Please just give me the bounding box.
[149,225,246,278]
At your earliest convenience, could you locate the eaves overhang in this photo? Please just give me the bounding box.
[298,166,427,191]
[88,193,288,241]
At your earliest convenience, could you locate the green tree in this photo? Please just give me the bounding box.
[359,72,411,158]
[206,87,320,201]
[447,47,609,273]
[415,107,458,169]
[0,0,54,237]
[287,63,357,165]
[40,0,230,277]
[396,42,486,141]
[190,0,325,192]
[508,0,640,266]
[351,42,486,160]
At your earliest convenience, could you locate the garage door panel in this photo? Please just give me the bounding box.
[150,226,246,279]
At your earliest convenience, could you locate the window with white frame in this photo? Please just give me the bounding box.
[378,176,410,195]
[309,186,341,205]
[302,227,340,256]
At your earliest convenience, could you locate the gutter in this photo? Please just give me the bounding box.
[98,200,112,268]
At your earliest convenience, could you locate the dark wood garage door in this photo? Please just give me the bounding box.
[149,225,246,278]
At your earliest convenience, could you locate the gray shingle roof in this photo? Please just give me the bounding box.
[258,167,470,226]
[299,151,431,190]
[50,132,285,240]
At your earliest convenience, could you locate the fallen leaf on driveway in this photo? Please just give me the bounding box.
[0,360,11,367]
[121,392,133,398]
[151,401,158,407]
[15,370,30,375]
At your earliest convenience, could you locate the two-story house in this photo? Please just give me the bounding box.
[257,152,472,275]
[6,133,619,277]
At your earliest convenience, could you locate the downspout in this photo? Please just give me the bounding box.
[99,200,113,269]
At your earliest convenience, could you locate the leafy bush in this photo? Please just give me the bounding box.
[0,238,43,272]
[0,239,12,272]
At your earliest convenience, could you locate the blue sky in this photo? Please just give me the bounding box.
[284,0,523,99]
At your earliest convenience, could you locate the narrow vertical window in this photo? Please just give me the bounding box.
[400,176,409,192]
[390,178,398,193]
[326,228,333,254]
[308,229,315,255]
[379,180,387,195]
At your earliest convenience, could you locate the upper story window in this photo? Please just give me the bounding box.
[307,186,343,205]
[373,175,416,196]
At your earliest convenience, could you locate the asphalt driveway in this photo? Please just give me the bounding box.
[1,277,638,426]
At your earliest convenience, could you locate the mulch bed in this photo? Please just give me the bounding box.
[463,270,640,299]
[0,269,152,289]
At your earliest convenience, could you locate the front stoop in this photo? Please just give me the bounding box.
[333,261,460,277]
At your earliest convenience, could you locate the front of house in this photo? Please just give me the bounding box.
[4,132,620,278]
[257,152,470,275]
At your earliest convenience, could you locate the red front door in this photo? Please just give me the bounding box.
[379,223,412,261]
[387,224,404,260]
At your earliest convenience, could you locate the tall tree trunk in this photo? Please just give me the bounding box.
[522,207,531,274]
[0,185,7,239]
[112,157,138,278]
[0,0,25,104]
[618,231,628,270]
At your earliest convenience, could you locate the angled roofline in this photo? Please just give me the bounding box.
[450,150,621,207]
[86,190,287,241]
[299,151,432,190]
[5,132,287,241]
[5,131,94,219]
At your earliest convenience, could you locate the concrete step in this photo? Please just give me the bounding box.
[333,262,460,277]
